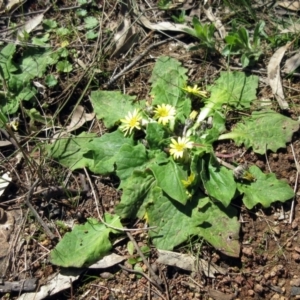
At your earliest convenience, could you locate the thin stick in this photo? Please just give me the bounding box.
[84,170,156,232]
[118,264,165,297]
[25,179,55,239]
[290,144,299,224]
[126,231,163,288]
[106,34,185,86]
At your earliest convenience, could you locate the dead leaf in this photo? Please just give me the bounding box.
[203,5,227,39]
[278,1,300,11]
[89,253,126,269]
[6,0,24,11]
[110,17,139,58]
[284,51,300,73]
[66,105,95,132]
[267,43,291,109]
[18,269,83,300]
[280,23,300,34]
[138,15,190,33]
[157,249,227,278]
[17,13,44,40]
[0,173,12,197]
[208,288,236,300]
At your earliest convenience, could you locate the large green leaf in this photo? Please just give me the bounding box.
[48,131,133,173]
[208,71,258,109]
[199,155,236,207]
[50,214,122,267]
[90,91,140,128]
[146,187,240,257]
[88,130,134,174]
[47,132,97,170]
[237,165,294,209]
[150,56,190,121]
[150,159,188,204]
[115,144,148,181]
[115,171,156,219]
[219,110,300,154]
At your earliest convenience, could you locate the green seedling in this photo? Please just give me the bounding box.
[222,20,267,67]
[183,17,216,51]
[172,10,186,24]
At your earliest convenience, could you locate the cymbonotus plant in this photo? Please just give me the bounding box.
[48,56,297,268]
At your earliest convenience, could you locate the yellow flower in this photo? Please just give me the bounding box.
[169,137,193,159]
[120,109,142,136]
[181,173,195,188]
[153,104,176,125]
[61,40,69,48]
[182,85,208,97]
[189,110,198,120]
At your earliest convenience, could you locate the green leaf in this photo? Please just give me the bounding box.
[49,214,122,267]
[115,171,156,219]
[127,241,135,256]
[56,60,73,73]
[145,122,167,149]
[86,30,98,40]
[237,165,294,209]
[88,130,135,174]
[43,19,57,30]
[241,54,250,68]
[209,71,258,109]
[47,132,97,170]
[45,74,58,87]
[57,27,70,36]
[219,110,300,154]
[150,56,190,119]
[196,71,258,123]
[147,187,240,257]
[84,16,98,29]
[199,155,236,206]
[115,144,148,181]
[90,91,139,128]
[197,201,240,257]
[150,159,188,204]
[77,9,87,17]
[18,48,54,81]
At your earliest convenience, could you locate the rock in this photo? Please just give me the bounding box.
[290,278,300,287]
[292,218,298,230]
[292,253,300,261]
[248,289,254,296]
[295,246,300,254]
[254,284,264,294]
[291,286,300,296]
[272,226,281,236]
[242,247,253,256]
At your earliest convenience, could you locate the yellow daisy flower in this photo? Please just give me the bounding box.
[169,137,193,159]
[120,109,142,136]
[153,104,176,125]
[182,84,208,97]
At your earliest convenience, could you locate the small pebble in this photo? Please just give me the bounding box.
[100,272,113,279]
[292,219,298,230]
[272,226,281,236]
[291,278,300,287]
[295,246,300,253]
[292,253,300,261]
[248,289,254,296]
[242,247,253,256]
[254,284,264,294]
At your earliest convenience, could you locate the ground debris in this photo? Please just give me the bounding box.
[0,278,37,293]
